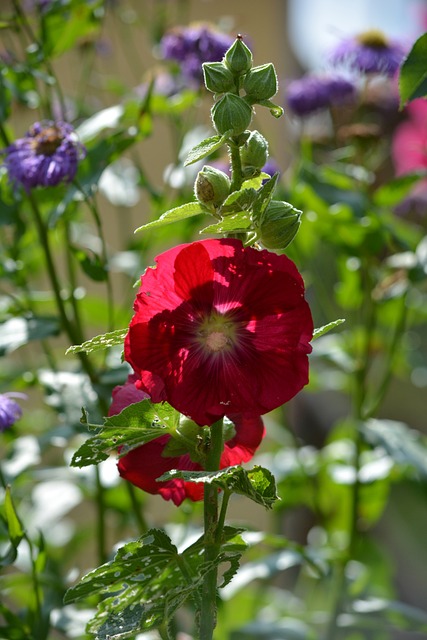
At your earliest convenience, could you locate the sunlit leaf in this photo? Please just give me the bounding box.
[134,202,210,233]
[159,465,278,509]
[66,329,127,355]
[312,319,346,340]
[71,400,179,467]
[184,132,231,166]
[199,212,252,235]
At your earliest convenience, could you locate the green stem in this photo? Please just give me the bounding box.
[229,141,244,192]
[364,292,408,419]
[199,419,225,640]
[95,466,107,565]
[27,193,98,382]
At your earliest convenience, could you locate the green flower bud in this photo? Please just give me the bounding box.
[223,38,253,75]
[259,200,301,250]
[243,63,278,101]
[211,93,253,136]
[202,61,235,94]
[240,130,269,173]
[195,165,231,209]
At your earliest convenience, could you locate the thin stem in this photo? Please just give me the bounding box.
[364,292,408,419]
[95,466,107,565]
[73,181,115,332]
[26,193,98,382]
[199,419,224,640]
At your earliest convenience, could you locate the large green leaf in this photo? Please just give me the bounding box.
[159,465,278,509]
[399,33,427,107]
[64,526,246,639]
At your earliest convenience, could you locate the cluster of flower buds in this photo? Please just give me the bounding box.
[203,37,279,137]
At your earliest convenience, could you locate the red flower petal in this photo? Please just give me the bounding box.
[125,238,313,426]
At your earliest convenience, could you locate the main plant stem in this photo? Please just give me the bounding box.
[199,419,224,640]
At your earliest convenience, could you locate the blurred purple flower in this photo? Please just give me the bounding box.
[328,30,407,77]
[0,393,26,432]
[286,74,356,117]
[2,121,86,190]
[160,23,233,85]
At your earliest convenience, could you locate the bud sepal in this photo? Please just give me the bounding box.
[243,63,278,101]
[258,200,302,249]
[195,165,231,210]
[211,93,253,136]
[202,61,236,94]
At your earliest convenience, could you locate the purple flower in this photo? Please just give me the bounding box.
[286,74,356,117]
[0,393,26,432]
[160,24,233,85]
[328,30,407,77]
[2,121,86,191]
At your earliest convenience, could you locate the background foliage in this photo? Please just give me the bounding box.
[0,1,426,639]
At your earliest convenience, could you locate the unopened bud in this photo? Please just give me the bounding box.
[240,130,269,174]
[195,165,231,209]
[259,200,301,249]
[243,63,278,101]
[211,93,253,136]
[202,62,235,94]
[223,38,253,75]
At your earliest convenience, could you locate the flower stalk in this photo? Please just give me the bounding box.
[200,418,225,640]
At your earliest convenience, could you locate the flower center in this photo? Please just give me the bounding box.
[357,29,389,49]
[31,126,64,156]
[196,314,237,354]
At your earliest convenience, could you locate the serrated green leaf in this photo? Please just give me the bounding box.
[312,318,345,340]
[65,527,220,638]
[134,202,209,233]
[66,329,127,355]
[183,132,231,166]
[199,211,252,235]
[399,33,427,107]
[220,188,257,216]
[71,400,179,467]
[159,465,278,509]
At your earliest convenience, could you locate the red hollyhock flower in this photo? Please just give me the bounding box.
[125,238,313,427]
[109,376,265,506]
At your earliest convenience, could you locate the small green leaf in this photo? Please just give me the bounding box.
[134,202,209,233]
[71,400,179,467]
[159,465,278,509]
[199,211,252,235]
[312,318,346,340]
[251,173,279,224]
[220,188,257,216]
[66,329,127,355]
[257,99,284,118]
[399,33,427,107]
[183,132,231,166]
